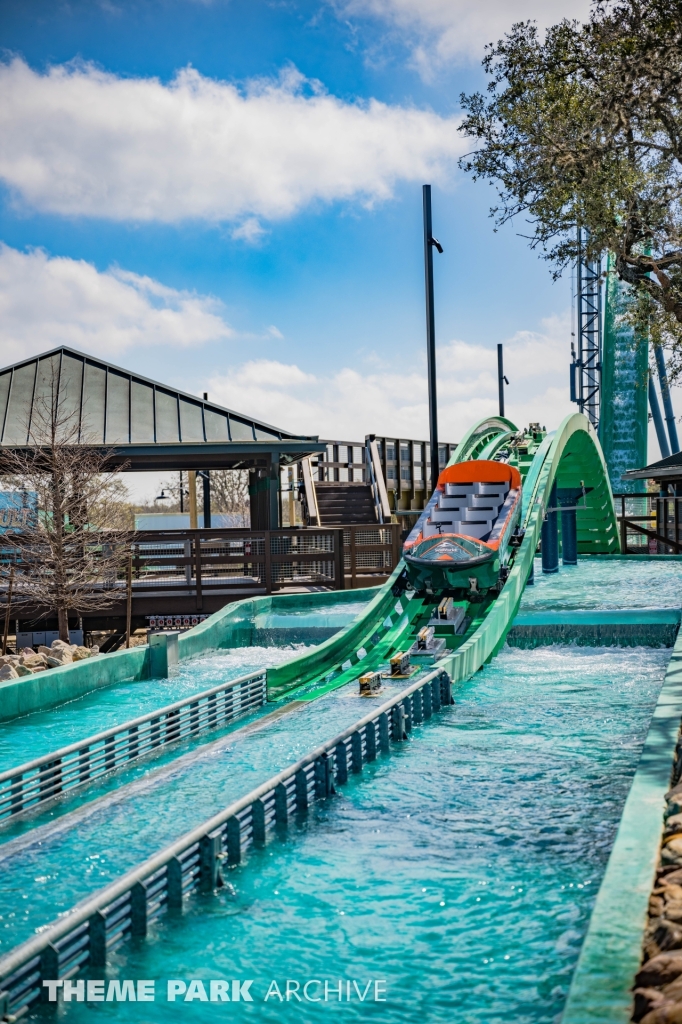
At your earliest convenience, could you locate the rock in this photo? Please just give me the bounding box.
[51,639,71,650]
[668,815,682,835]
[634,988,669,1022]
[14,663,33,676]
[90,646,99,655]
[0,663,18,680]
[20,654,47,670]
[20,646,34,655]
[641,1002,682,1024]
[37,646,52,656]
[638,953,682,988]
[652,895,666,917]
[46,652,72,668]
[72,646,91,661]
[662,839,682,867]
[654,919,682,951]
[669,795,682,817]
[662,871,682,888]
[666,902,682,924]
[665,978,682,1001]
[662,885,682,904]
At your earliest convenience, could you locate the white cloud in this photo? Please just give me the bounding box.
[231,218,267,243]
[207,312,574,443]
[340,0,591,73]
[0,58,465,224]
[0,243,233,364]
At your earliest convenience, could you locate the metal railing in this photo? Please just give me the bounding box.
[0,668,453,1018]
[613,494,682,554]
[0,671,267,823]
[342,525,401,586]
[131,528,346,600]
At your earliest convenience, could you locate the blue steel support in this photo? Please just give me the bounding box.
[561,508,578,565]
[541,482,559,574]
[649,375,671,460]
[655,346,680,454]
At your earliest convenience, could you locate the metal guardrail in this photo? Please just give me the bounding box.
[0,671,267,823]
[613,493,682,554]
[0,667,453,1019]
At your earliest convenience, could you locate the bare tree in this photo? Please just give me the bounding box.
[0,374,132,641]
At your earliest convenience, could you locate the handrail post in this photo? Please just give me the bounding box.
[194,532,203,611]
[334,528,345,591]
[264,531,272,594]
[350,526,357,589]
[620,495,626,553]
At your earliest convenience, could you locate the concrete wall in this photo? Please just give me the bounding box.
[0,587,378,723]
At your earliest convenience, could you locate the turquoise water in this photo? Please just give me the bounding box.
[520,556,682,611]
[0,669,414,953]
[43,643,669,1024]
[0,601,367,774]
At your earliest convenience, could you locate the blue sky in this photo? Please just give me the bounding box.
[6,0,660,499]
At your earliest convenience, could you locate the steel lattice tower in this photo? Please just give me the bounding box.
[575,228,603,431]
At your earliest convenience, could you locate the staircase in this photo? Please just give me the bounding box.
[315,483,377,525]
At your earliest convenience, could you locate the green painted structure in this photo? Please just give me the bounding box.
[600,254,649,494]
[508,607,680,648]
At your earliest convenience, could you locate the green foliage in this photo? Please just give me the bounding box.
[459,0,682,370]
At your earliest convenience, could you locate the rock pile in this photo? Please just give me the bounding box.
[0,639,99,681]
[633,779,682,1022]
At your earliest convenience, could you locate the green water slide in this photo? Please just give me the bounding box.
[267,412,619,700]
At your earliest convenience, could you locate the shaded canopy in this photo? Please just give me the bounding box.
[0,347,323,471]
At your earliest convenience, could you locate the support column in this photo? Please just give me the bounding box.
[268,453,280,530]
[541,482,559,574]
[561,508,578,565]
[188,471,198,530]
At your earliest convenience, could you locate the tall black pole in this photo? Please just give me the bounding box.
[423,185,439,494]
[497,344,505,418]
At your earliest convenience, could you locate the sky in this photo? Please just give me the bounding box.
[0,0,668,501]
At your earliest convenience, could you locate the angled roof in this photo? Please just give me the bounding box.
[0,346,315,448]
[624,449,682,482]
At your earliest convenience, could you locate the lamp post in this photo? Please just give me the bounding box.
[497,344,509,418]
[423,184,443,494]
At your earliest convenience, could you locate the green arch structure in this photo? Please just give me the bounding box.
[267,413,619,698]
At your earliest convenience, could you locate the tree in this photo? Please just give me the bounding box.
[0,377,132,641]
[157,470,250,526]
[458,0,682,371]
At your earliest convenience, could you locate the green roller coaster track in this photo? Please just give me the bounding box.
[267,412,619,701]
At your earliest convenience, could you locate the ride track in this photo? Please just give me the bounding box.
[267,411,619,702]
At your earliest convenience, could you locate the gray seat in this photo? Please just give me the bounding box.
[458,522,491,540]
[469,495,502,511]
[431,508,461,523]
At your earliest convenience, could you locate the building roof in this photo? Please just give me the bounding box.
[0,347,322,470]
[623,450,682,483]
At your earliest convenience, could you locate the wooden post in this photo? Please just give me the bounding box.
[264,530,272,594]
[188,471,198,530]
[334,528,346,591]
[125,554,133,648]
[3,565,14,656]
[620,495,627,554]
[195,533,203,611]
[350,525,357,589]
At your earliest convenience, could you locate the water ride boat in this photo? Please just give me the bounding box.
[402,460,522,594]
